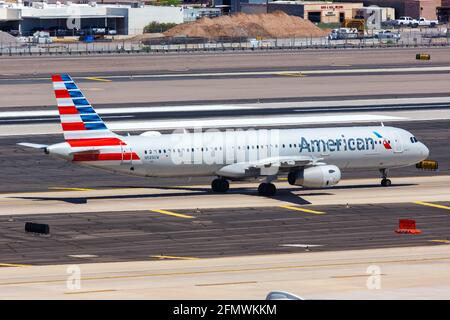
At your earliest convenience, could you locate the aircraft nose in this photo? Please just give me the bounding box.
[420,143,429,158]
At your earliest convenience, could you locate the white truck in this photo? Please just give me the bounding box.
[395,16,438,28]
[395,16,415,26]
[413,17,438,28]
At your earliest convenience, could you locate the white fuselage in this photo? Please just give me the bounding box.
[64,126,428,179]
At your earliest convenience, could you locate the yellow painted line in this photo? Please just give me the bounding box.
[196,281,257,287]
[276,72,306,77]
[150,255,199,260]
[277,177,287,181]
[64,289,117,295]
[151,209,195,219]
[280,205,325,215]
[48,187,94,192]
[2,256,449,287]
[0,263,31,268]
[414,201,450,211]
[429,240,450,244]
[84,77,112,82]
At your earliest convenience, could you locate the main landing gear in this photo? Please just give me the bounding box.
[380,168,392,187]
[258,182,277,196]
[211,177,229,193]
[210,177,277,196]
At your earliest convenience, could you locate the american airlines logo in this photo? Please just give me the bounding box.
[299,136,376,152]
[298,131,390,153]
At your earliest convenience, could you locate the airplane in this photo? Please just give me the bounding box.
[18,74,431,196]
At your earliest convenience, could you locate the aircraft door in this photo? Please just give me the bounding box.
[391,130,404,153]
[121,143,133,165]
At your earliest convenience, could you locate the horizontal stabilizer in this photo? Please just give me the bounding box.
[17,142,48,149]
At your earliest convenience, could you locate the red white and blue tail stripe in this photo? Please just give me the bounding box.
[52,74,140,162]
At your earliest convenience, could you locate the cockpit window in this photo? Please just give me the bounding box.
[410,137,418,143]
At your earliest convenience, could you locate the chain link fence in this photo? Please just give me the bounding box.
[1,27,449,56]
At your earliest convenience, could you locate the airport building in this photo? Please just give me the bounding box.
[238,1,365,24]
[0,1,184,36]
[338,0,443,19]
[437,0,450,22]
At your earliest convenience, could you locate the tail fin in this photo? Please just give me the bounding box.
[51,74,122,147]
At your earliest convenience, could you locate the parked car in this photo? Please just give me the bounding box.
[328,28,359,40]
[375,30,401,40]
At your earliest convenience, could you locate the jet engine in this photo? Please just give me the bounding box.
[288,165,341,188]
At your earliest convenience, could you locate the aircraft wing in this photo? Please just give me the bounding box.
[251,155,323,169]
[17,142,48,149]
[216,155,324,178]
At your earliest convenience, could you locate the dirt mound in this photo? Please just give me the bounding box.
[164,11,328,39]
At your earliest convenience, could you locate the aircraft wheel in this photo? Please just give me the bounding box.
[381,178,392,187]
[258,183,277,196]
[211,178,229,193]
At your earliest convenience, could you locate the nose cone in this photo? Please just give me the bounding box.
[47,142,72,160]
[421,143,430,159]
[415,142,429,162]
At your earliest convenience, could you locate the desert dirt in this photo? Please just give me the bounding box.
[164,11,329,39]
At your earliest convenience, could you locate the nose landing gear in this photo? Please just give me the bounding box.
[380,169,392,187]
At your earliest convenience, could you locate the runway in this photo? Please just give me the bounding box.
[0,198,449,266]
[1,73,450,109]
[2,97,450,126]
[1,245,449,299]
[1,47,450,78]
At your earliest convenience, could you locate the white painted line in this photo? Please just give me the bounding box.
[68,254,98,258]
[294,103,450,113]
[85,66,450,79]
[0,105,258,118]
[1,97,449,119]
[1,66,449,83]
[280,244,324,248]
